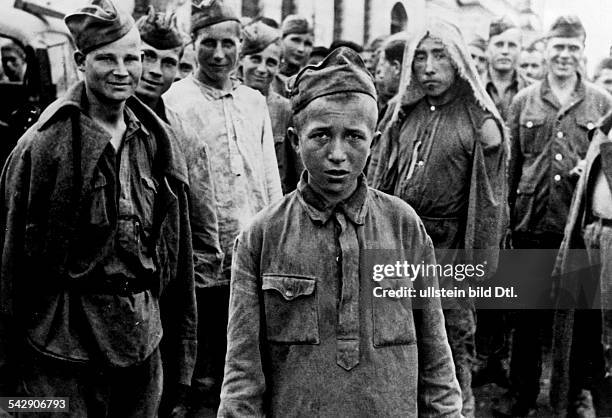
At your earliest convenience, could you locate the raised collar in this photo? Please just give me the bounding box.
[540,72,586,111]
[36,81,188,185]
[297,172,369,225]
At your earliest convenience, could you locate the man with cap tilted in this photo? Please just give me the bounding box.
[270,14,313,97]
[134,7,223,415]
[164,0,282,411]
[502,15,612,416]
[484,16,530,121]
[369,18,508,417]
[218,47,461,417]
[240,20,303,194]
[0,0,196,415]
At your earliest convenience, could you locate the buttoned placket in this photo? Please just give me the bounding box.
[334,210,360,371]
[222,95,244,177]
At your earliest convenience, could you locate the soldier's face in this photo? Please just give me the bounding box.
[595,68,612,94]
[1,49,26,82]
[375,56,400,97]
[518,50,544,80]
[194,21,241,85]
[241,42,281,94]
[545,36,584,80]
[137,42,181,102]
[77,27,142,104]
[468,45,487,77]
[413,36,457,99]
[487,28,521,72]
[282,33,313,68]
[290,93,379,203]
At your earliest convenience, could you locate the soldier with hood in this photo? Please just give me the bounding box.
[369,18,508,417]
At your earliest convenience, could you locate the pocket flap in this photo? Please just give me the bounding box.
[576,116,596,131]
[517,179,537,194]
[262,275,316,301]
[519,115,545,128]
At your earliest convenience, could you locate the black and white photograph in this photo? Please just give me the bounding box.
[0,0,611,416]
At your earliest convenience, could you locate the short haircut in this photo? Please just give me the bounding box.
[383,35,408,65]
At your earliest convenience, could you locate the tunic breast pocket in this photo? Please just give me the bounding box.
[519,116,546,155]
[262,275,319,344]
[372,278,416,347]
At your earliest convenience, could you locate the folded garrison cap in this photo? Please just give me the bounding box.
[136,6,183,50]
[191,0,240,34]
[547,15,586,40]
[489,16,517,38]
[289,46,377,114]
[65,0,135,54]
[241,21,281,57]
[281,15,313,37]
[469,34,487,52]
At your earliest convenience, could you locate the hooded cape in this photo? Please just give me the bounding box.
[369,18,509,274]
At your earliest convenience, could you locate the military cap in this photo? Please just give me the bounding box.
[191,0,240,35]
[547,15,586,40]
[281,15,313,37]
[136,6,183,50]
[469,34,487,52]
[489,16,518,38]
[64,0,135,54]
[241,21,281,57]
[290,46,377,114]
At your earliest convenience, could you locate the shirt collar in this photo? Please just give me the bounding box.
[484,68,521,93]
[190,73,242,99]
[540,71,586,110]
[297,171,369,225]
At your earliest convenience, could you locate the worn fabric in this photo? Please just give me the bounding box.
[0,81,196,389]
[484,69,531,121]
[547,15,586,39]
[289,47,377,114]
[551,114,612,415]
[368,19,507,417]
[489,16,518,38]
[280,14,312,37]
[191,0,239,34]
[64,0,135,54]
[15,345,162,417]
[240,21,280,57]
[155,99,224,289]
[164,76,282,285]
[270,73,290,98]
[136,6,183,50]
[508,75,612,236]
[266,91,302,194]
[218,174,462,417]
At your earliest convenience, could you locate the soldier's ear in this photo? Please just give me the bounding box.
[288,127,300,153]
[74,51,86,72]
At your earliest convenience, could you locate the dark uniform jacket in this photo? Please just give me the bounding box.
[508,75,612,236]
[0,82,196,388]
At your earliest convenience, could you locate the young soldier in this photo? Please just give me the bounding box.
[370,18,508,417]
[218,46,461,418]
[504,15,612,416]
[270,14,313,97]
[134,8,222,416]
[518,45,545,82]
[485,17,529,121]
[240,20,303,194]
[163,0,282,411]
[0,0,196,415]
[594,57,612,95]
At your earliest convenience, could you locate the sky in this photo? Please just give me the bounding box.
[534,0,612,76]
